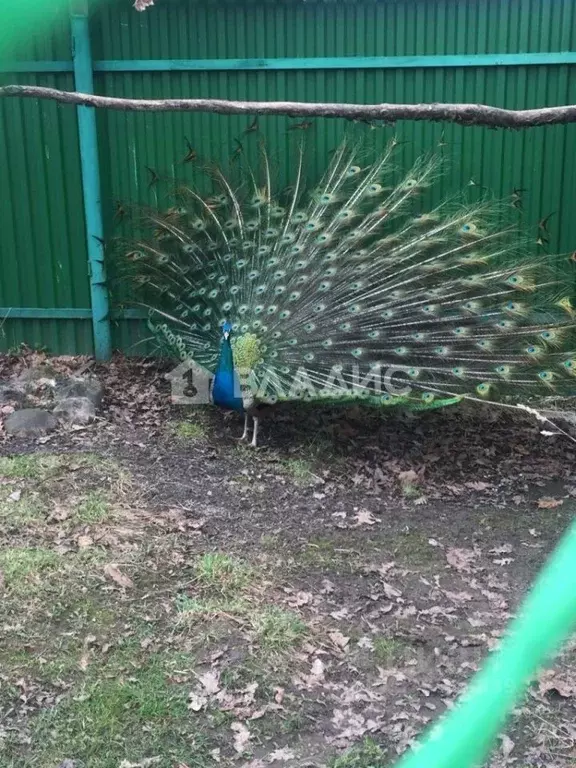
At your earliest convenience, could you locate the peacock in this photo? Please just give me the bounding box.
[115,134,576,446]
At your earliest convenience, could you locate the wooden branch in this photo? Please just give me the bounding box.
[2,84,576,128]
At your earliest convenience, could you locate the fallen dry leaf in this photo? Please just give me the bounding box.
[77,535,93,549]
[103,563,133,589]
[329,631,350,650]
[537,496,564,509]
[8,489,22,502]
[273,686,285,705]
[188,691,208,711]
[197,670,220,695]
[500,734,515,757]
[354,509,377,526]
[266,747,296,762]
[231,721,252,754]
[446,548,478,572]
[538,669,576,698]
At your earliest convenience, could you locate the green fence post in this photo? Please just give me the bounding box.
[70,0,111,360]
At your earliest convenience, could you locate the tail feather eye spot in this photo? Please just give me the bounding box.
[313,303,326,314]
[322,339,333,348]
[290,245,304,255]
[304,322,316,332]
[452,367,465,377]
[230,286,240,295]
[222,302,232,312]
[348,304,361,314]
[279,310,291,320]
[351,348,363,357]
[248,270,259,280]
[280,233,296,244]
[538,370,554,382]
[293,212,308,223]
[289,291,301,302]
[257,245,271,255]
[304,353,315,362]
[368,330,380,339]
[318,281,331,292]
[394,346,408,356]
[288,338,298,346]
[421,392,435,403]
[254,305,264,315]
[267,305,277,314]
[339,322,352,332]
[347,165,362,177]
[255,285,267,295]
[274,286,286,295]
[208,289,218,299]
[476,383,491,396]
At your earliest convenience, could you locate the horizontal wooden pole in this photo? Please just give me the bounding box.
[1,85,576,128]
[2,51,576,74]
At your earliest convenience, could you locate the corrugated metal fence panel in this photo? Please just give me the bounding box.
[2,0,576,354]
[0,70,94,354]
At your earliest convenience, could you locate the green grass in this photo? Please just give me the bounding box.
[175,594,251,624]
[17,654,211,768]
[250,606,307,651]
[0,547,60,591]
[194,552,253,595]
[373,636,407,666]
[329,738,388,768]
[0,494,45,524]
[75,490,112,524]
[169,420,206,439]
[0,454,63,479]
[282,457,315,485]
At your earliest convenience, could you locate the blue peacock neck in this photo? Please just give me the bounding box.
[212,324,244,412]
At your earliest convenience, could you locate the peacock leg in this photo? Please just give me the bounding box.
[250,416,259,448]
[238,413,250,441]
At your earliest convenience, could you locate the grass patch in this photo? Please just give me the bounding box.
[373,636,407,666]
[297,537,359,571]
[282,457,315,485]
[250,606,307,651]
[23,655,210,768]
[75,490,112,524]
[169,420,206,439]
[176,594,251,624]
[389,530,439,567]
[0,547,60,591]
[194,552,253,595]
[329,738,388,768]
[0,453,63,479]
[0,494,45,524]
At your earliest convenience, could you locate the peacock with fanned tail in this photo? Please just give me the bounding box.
[116,135,576,446]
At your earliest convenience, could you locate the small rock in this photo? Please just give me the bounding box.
[14,365,58,392]
[0,384,25,405]
[55,376,103,408]
[53,397,96,425]
[4,408,57,436]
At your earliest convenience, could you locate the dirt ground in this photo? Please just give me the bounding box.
[1,352,575,768]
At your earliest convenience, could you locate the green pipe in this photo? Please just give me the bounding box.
[70,3,112,360]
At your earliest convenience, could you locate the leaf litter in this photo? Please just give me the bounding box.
[0,353,575,767]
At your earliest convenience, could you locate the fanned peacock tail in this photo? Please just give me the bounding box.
[114,134,576,411]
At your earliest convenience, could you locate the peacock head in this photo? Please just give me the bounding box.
[222,320,233,341]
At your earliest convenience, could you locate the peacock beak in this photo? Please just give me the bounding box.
[223,331,230,340]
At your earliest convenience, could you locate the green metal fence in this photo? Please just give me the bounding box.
[1,0,576,356]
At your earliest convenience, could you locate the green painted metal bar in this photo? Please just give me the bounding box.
[70,3,112,360]
[2,51,576,75]
[0,308,147,319]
